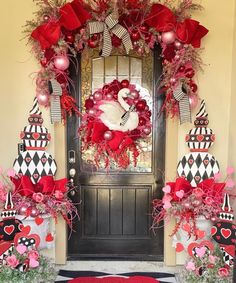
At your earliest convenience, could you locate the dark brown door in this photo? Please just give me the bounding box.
[67,46,165,260]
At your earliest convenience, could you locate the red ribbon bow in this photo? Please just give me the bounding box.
[145,4,208,48]
[11,175,67,197]
[31,0,91,49]
[167,177,225,201]
[87,121,134,153]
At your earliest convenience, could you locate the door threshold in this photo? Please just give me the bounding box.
[68,254,164,261]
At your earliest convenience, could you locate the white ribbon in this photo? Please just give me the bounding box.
[173,83,191,124]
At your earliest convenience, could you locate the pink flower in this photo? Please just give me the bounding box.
[186,261,195,271]
[54,190,64,199]
[32,192,44,203]
[7,168,16,177]
[28,249,39,260]
[208,255,216,264]
[6,255,19,268]
[193,187,204,198]
[218,267,229,277]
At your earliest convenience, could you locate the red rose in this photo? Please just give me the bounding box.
[85,99,94,110]
[32,192,44,203]
[28,249,39,260]
[218,267,229,277]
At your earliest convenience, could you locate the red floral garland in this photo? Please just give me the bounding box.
[79,79,151,169]
[26,0,208,121]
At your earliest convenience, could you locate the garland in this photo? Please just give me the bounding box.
[25,0,208,121]
[79,79,151,169]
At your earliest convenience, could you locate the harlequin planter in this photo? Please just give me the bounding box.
[16,214,53,250]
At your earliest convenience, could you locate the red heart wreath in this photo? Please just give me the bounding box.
[79,79,152,169]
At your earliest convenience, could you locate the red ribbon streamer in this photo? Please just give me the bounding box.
[31,0,91,49]
[11,176,67,197]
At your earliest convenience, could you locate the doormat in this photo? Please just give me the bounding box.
[55,271,176,283]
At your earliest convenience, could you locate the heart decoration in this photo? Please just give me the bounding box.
[217,223,221,227]
[221,228,231,239]
[41,157,47,163]
[162,185,171,194]
[187,240,214,258]
[16,244,27,255]
[4,225,15,235]
[21,226,31,235]
[26,157,32,163]
[197,134,204,142]
[211,226,217,236]
[29,258,39,268]
[182,223,191,233]
[176,242,184,253]
[196,229,205,239]
[195,246,207,258]
[188,159,194,165]
[33,173,39,179]
[14,231,40,248]
[176,190,184,199]
[203,160,209,165]
[32,132,40,140]
[45,233,54,242]
[0,242,12,257]
[35,217,44,226]
[194,176,200,181]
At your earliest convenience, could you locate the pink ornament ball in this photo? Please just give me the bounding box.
[106,93,113,100]
[161,31,176,44]
[189,94,199,110]
[104,130,113,141]
[88,108,97,116]
[174,40,183,49]
[30,207,40,217]
[143,126,151,135]
[36,91,49,106]
[19,205,28,216]
[130,90,139,99]
[54,55,70,71]
[94,91,103,101]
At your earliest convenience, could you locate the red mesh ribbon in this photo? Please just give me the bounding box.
[59,0,91,31]
[31,0,91,49]
[145,4,208,47]
[11,176,67,197]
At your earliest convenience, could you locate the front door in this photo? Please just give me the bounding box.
[67,46,165,260]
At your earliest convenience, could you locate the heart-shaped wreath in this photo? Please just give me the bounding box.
[79,79,152,169]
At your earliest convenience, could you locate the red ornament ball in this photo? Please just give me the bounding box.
[143,126,151,135]
[130,90,139,99]
[85,99,94,110]
[145,110,152,118]
[178,66,185,73]
[130,29,141,41]
[65,34,75,44]
[140,24,149,33]
[138,116,146,126]
[136,99,147,111]
[190,81,198,93]
[40,58,48,67]
[121,79,130,88]
[88,39,98,48]
[185,68,195,78]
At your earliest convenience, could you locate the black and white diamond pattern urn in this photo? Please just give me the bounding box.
[13,98,57,184]
[177,100,220,187]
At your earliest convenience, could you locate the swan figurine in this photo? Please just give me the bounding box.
[99,88,139,132]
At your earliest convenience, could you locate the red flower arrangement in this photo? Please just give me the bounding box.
[79,79,152,169]
[10,174,78,227]
[152,177,227,238]
[25,0,208,121]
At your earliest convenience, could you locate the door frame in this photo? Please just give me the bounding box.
[53,48,178,265]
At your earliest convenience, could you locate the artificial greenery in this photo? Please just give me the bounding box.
[0,255,57,283]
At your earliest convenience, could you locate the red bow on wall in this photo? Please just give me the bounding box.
[31,0,91,49]
[145,4,208,48]
[11,176,67,197]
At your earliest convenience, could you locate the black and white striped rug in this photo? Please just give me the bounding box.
[55,271,176,283]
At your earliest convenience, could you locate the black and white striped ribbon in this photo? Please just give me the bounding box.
[173,83,191,124]
[49,79,62,123]
[88,13,133,57]
[120,105,135,126]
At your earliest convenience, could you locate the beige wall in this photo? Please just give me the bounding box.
[0,0,236,264]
